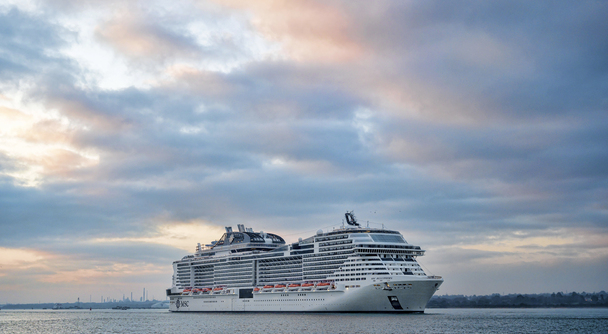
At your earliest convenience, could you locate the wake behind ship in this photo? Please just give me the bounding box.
[167,212,443,312]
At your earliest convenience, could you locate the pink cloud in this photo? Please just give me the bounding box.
[213,0,363,63]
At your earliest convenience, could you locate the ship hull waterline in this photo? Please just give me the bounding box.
[169,278,442,312]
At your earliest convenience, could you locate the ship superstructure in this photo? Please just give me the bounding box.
[167,212,443,312]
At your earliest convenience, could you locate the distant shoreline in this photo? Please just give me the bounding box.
[4,291,607,310]
[428,291,608,308]
[0,300,168,310]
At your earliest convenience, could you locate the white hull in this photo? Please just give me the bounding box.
[169,278,442,312]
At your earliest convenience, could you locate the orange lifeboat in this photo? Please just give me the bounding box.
[274,284,286,288]
[253,287,260,292]
[202,288,211,293]
[301,283,314,287]
[213,287,223,291]
[288,284,301,288]
[263,285,274,289]
[316,282,331,289]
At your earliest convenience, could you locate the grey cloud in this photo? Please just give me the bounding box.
[42,241,185,265]
[0,8,74,83]
[1,1,607,299]
[345,0,608,121]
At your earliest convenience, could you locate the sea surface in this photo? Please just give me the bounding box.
[1,308,607,333]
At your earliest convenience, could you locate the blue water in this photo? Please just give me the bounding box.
[1,308,607,333]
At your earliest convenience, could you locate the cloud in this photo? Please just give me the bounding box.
[0,94,105,186]
[95,15,202,63]
[0,247,46,270]
[0,8,72,82]
[92,219,227,251]
[214,0,363,63]
[0,244,176,303]
[1,1,607,302]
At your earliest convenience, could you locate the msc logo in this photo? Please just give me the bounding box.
[175,299,189,309]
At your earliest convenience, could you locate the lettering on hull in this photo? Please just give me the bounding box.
[175,299,189,309]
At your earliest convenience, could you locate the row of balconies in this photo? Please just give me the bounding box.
[318,239,353,247]
[314,234,349,243]
[258,277,303,283]
[303,257,345,264]
[318,245,355,253]
[303,275,330,280]
[303,267,340,275]
[214,261,253,267]
[215,272,253,279]
[258,264,302,271]
[214,260,253,267]
[258,272,302,279]
[258,266,302,272]
[258,256,301,263]
[355,248,423,256]
[303,250,353,258]
[214,279,253,285]
[214,266,253,273]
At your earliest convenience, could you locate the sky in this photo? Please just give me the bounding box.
[0,0,607,304]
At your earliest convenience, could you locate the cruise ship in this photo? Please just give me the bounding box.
[167,212,443,312]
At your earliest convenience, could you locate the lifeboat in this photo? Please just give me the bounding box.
[274,284,286,288]
[212,287,224,294]
[288,284,301,288]
[253,287,260,292]
[301,283,314,287]
[202,288,211,293]
[263,285,274,289]
[316,282,331,290]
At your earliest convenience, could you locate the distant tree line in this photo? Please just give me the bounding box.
[428,291,608,308]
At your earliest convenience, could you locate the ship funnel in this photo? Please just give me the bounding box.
[345,211,360,227]
[237,224,245,232]
[225,226,233,233]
